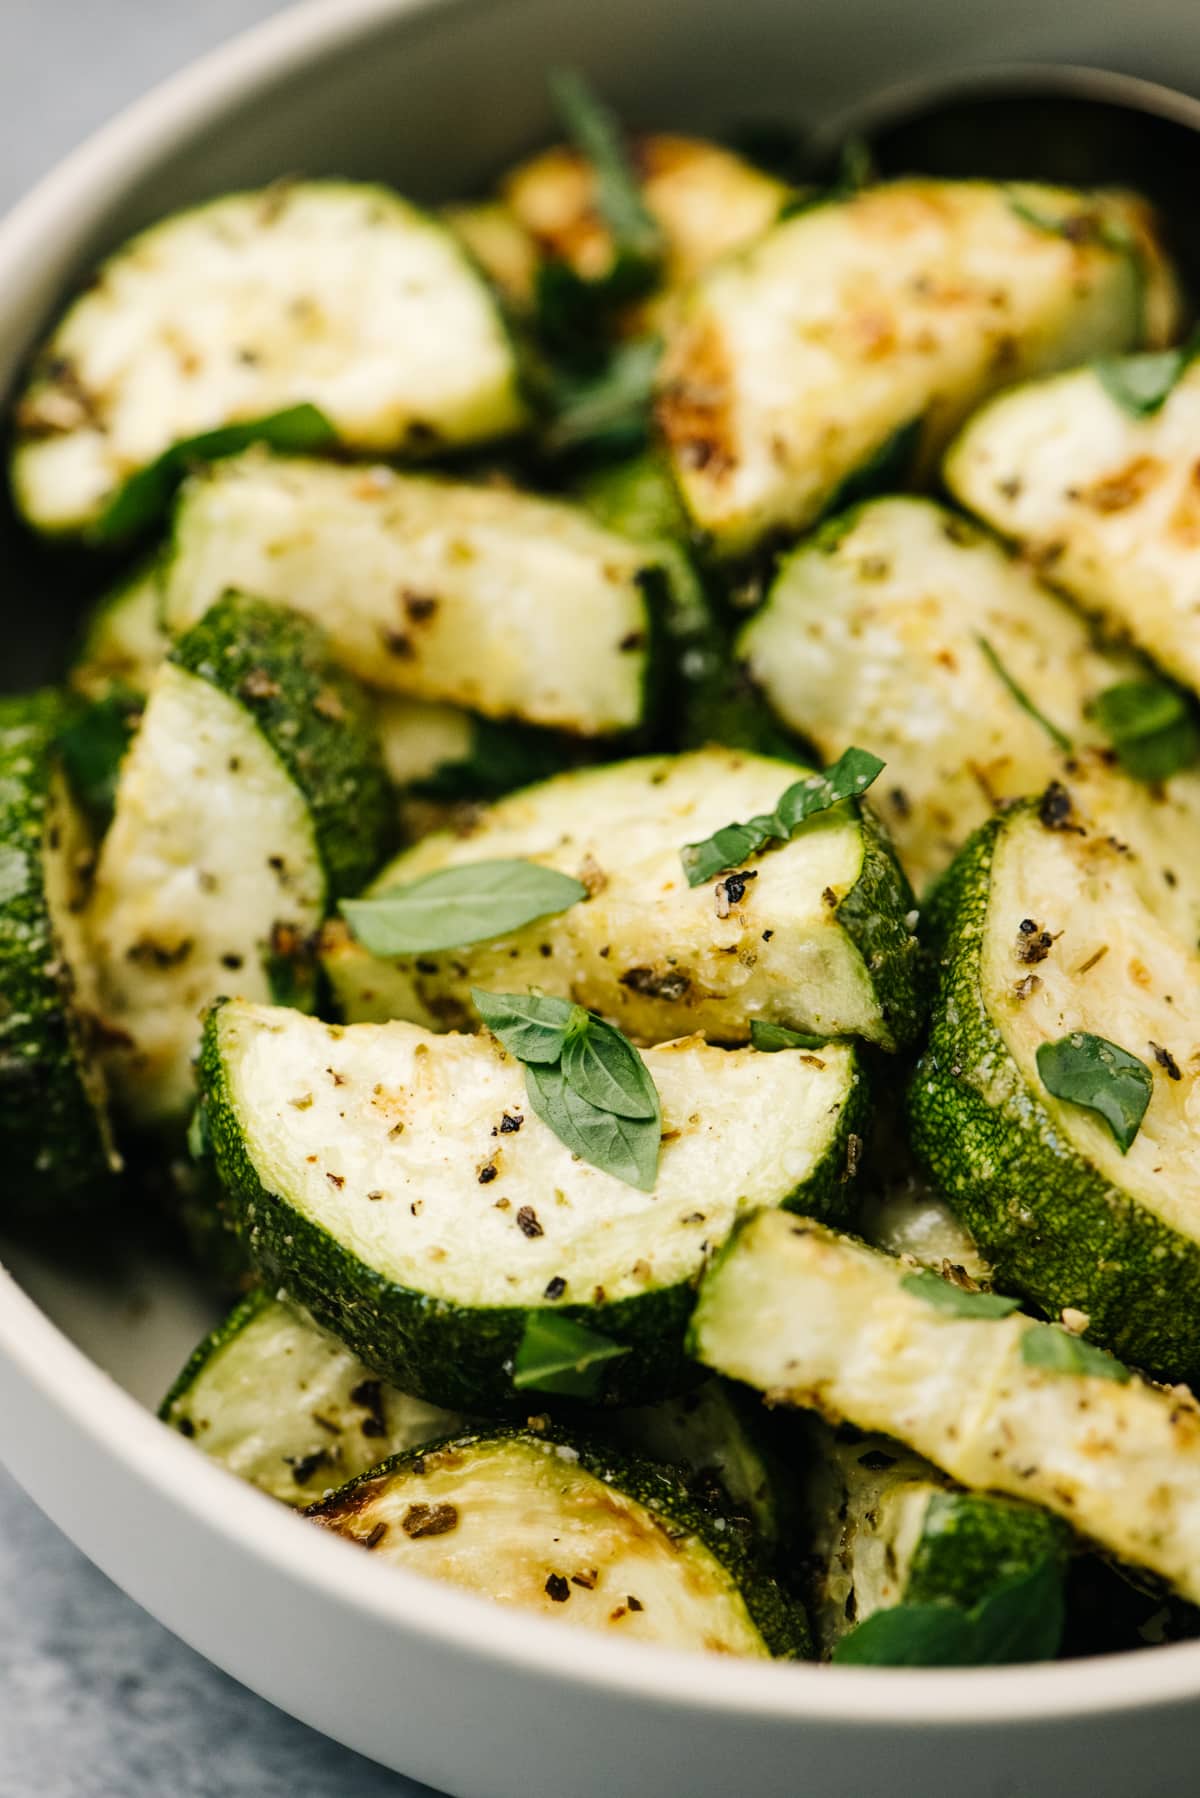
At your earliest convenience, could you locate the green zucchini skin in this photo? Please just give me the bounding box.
[307,1424,812,1659]
[170,594,392,901]
[907,807,1200,1384]
[0,692,117,1218]
[198,1000,870,1414]
[905,1488,1070,1611]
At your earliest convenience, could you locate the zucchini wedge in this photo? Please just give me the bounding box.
[87,594,390,1128]
[323,748,923,1052]
[945,358,1200,697]
[308,1426,810,1658]
[657,180,1153,556]
[689,1212,1200,1605]
[738,498,1149,893]
[0,692,119,1216]
[11,181,526,539]
[804,1422,1070,1660]
[860,1176,991,1285]
[71,559,168,701]
[199,999,868,1410]
[908,777,1200,1384]
[161,453,657,738]
[443,200,541,309]
[161,1290,459,1504]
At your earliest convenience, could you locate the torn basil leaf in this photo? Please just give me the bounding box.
[976,635,1072,753]
[1021,1324,1131,1384]
[542,335,661,459]
[1090,679,1200,782]
[1093,328,1200,418]
[680,746,884,886]
[341,860,587,956]
[471,989,579,1064]
[547,68,664,277]
[512,1310,631,1398]
[1036,1031,1152,1155]
[560,1013,660,1120]
[832,1555,1065,1666]
[525,1059,661,1191]
[901,1270,1023,1320]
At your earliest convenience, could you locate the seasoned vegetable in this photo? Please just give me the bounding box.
[71,559,168,701]
[657,180,1156,555]
[309,1427,810,1657]
[161,453,658,737]
[945,357,1200,699]
[860,1176,991,1284]
[323,748,922,1051]
[12,181,526,538]
[87,595,390,1127]
[738,498,1152,892]
[908,777,1200,1383]
[0,692,119,1217]
[607,1380,787,1543]
[161,1290,458,1503]
[200,998,868,1410]
[804,1422,1070,1661]
[689,1212,1200,1605]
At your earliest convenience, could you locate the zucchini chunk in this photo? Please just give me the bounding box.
[860,1176,991,1285]
[689,1212,1200,1605]
[803,1421,1069,1659]
[161,1290,459,1504]
[657,180,1151,556]
[200,999,868,1410]
[442,200,541,308]
[607,1380,787,1543]
[908,778,1200,1384]
[0,692,119,1216]
[71,559,168,701]
[738,498,1147,892]
[945,359,1200,698]
[322,748,922,1052]
[308,1427,810,1658]
[11,181,526,538]
[503,134,788,295]
[87,595,390,1128]
[161,453,656,737]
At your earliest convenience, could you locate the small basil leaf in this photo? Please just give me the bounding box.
[901,1269,1023,1319]
[560,1016,660,1120]
[340,860,586,956]
[547,69,665,276]
[471,989,580,1063]
[680,746,884,887]
[1036,1031,1152,1154]
[749,1020,827,1052]
[525,1059,661,1190]
[1093,329,1200,418]
[512,1310,630,1398]
[832,1605,973,1666]
[976,635,1072,752]
[1090,679,1200,782]
[90,403,336,544]
[1021,1323,1131,1384]
[543,335,661,459]
[834,1556,1064,1667]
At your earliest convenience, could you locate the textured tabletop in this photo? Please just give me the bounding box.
[0,4,430,1793]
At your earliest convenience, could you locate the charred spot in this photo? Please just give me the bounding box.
[1038,781,1083,833]
[499,1113,523,1134]
[714,869,757,918]
[364,1521,389,1550]
[478,1163,498,1184]
[382,628,415,659]
[403,592,439,624]
[326,1172,345,1190]
[220,952,244,971]
[544,1275,566,1301]
[517,1205,544,1238]
[401,1502,459,1539]
[351,1378,388,1438]
[889,787,911,820]
[619,631,645,652]
[125,936,193,969]
[619,966,691,1002]
[1150,1042,1183,1081]
[287,1448,332,1486]
[1016,920,1055,965]
[545,1573,571,1603]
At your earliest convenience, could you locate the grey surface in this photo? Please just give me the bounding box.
[0,12,428,1793]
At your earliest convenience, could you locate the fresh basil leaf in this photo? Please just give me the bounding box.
[749,1020,827,1052]
[525,1059,661,1190]
[512,1310,630,1398]
[90,403,336,544]
[901,1269,1023,1319]
[1021,1323,1131,1383]
[833,1556,1064,1666]
[1093,328,1200,418]
[57,688,142,833]
[681,746,885,886]
[542,335,660,458]
[1036,1031,1152,1154]
[341,860,586,957]
[1090,679,1200,782]
[976,636,1072,753]
[471,988,580,1064]
[560,1014,660,1120]
[548,69,665,276]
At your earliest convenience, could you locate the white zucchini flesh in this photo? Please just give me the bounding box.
[214,1002,860,1310]
[71,560,169,700]
[657,180,1146,555]
[945,360,1200,697]
[87,664,325,1126]
[374,696,476,789]
[860,1179,991,1284]
[738,497,1147,893]
[442,200,542,307]
[322,748,903,1048]
[691,1212,1200,1603]
[310,1433,774,1655]
[161,454,651,736]
[983,806,1200,1251]
[163,1295,458,1505]
[12,182,526,536]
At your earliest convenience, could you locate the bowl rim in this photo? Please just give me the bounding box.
[3,0,1200,1728]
